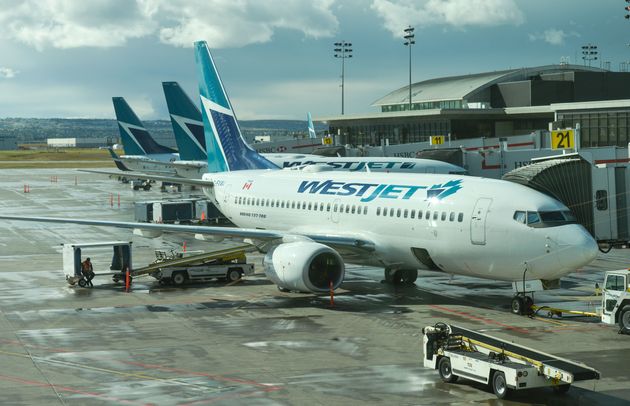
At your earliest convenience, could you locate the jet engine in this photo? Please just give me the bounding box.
[263,241,345,293]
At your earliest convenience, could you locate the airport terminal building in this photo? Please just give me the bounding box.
[322,65,630,148]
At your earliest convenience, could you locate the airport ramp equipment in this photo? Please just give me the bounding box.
[423,323,600,399]
[117,244,255,281]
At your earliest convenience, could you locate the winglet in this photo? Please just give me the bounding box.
[193,41,277,172]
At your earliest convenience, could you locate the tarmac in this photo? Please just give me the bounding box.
[1,168,629,406]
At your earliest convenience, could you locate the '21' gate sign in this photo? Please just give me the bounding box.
[551,129,575,150]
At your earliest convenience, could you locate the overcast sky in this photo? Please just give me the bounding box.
[0,0,627,120]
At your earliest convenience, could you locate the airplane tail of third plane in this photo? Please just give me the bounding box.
[307,112,316,139]
[112,97,177,156]
[194,41,278,173]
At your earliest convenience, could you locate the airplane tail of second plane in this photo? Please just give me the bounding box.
[112,97,177,156]
[162,82,207,161]
[307,112,316,139]
[194,41,277,173]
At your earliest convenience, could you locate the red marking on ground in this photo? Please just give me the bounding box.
[0,374,152,406]
[179,387,278,406]
[429,304,531,334]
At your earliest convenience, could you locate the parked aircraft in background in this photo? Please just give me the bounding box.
[162,81,467,179]
[111,97,179,174]
[0,41,599,315]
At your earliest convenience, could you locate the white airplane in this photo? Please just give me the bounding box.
[0,41,598,315]
[111,97,179,175]
[161,81,466,179]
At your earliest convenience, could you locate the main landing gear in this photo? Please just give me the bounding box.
[511,293,534,316]
[384,268,418,284]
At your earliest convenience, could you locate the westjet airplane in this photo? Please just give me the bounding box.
[0,41,598,315]
[162,81,466,179]
[111,97,179,174]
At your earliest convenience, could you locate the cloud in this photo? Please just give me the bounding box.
[528,29,579,46]
[371,0,524,35]
[0,67,18,78]
[0,0,339,50]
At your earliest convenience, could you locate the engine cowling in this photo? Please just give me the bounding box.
[263,241,345,293]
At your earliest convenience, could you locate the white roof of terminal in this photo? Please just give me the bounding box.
[372,64,606,107]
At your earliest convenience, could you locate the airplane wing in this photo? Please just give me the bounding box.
[0,215,376,253]
[79,169,214,188]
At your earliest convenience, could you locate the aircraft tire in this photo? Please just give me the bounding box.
[401,269,418,284]
[619,305,630,334]
[511,296,524,315]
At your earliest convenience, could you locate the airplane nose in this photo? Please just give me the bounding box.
[556,225,598,270]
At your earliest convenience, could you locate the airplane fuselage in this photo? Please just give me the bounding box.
[201,170,597,282]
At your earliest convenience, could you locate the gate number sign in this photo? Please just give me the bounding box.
[430,136,445,145]
[551,129,575,150]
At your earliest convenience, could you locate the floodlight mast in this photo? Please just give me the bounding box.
[404,26,415,111]
[334,41,352,115]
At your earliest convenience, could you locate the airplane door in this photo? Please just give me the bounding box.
[331,199,340,223]
[222,184,232,204]
[470,198,492,245]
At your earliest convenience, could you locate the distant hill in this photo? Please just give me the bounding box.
[0,118,328,147]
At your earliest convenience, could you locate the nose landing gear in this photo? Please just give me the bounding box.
[511,294,534,315]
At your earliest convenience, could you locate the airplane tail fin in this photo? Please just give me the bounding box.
[103,146,130,171]
[112,97,177,156]
[307,112,316,139]
[162,82,207,161]
[194,41,277,172]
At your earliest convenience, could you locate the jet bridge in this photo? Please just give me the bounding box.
[503,156,630,246]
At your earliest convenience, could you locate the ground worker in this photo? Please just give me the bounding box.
[81,257,95,288]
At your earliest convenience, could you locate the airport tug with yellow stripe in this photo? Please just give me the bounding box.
[423,323,600,399]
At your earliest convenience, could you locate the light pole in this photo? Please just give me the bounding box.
[403,26,415,111]
[581,43,598,67]
[334,41,352,115]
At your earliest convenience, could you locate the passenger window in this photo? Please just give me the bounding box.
[383,208,388,216]
[433,212,438,220]
[418,210,422,219]
[377,207,381,216]
[327,203,331,212]
[458,213,464,222]
[319,203,324,211]
[425,211,430,220]
[346,205,350,213]
[449,212,455,222]
[351,205,356,214]
[333,204,338,212]
[281,201,285,208]
[271,200,275,208]
[397,209,401,218]
[390,209,395,217]
[441,212,446,221]
[404,209,408,218]
[410,210,415,219]
[363,206,368,215]
[307,202,312,210]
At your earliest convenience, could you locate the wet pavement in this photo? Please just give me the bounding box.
[1,168,629,405]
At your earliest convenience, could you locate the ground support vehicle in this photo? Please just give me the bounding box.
[112,244,255,286]
[63,241,132,288]
[423,323,600,399]
[529,269,630,335]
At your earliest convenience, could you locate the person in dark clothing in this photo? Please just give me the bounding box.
[81,257,95,288]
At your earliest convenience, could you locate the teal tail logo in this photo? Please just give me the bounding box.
[194,41,277,172]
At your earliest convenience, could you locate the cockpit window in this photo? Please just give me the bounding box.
[513,211,526,224]
[514,210,577,228]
